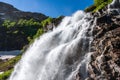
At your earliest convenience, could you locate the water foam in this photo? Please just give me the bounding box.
[9,11,95,80]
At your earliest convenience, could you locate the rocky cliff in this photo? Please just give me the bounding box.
[0,0,120,80]
[88,13,120,80]
[77,0,120,80]
[0,2,63,51]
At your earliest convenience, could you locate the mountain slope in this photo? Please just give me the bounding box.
[0,2,49,51]
[0,2,64,51]
[0,2,47,21]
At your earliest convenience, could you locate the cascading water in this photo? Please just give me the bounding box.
[108,0,120,14]
[9,10,95,80]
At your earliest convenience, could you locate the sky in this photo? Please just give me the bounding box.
[0,0,93,17]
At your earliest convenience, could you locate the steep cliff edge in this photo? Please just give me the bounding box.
[87,1,120,80]
[74,0,120,80]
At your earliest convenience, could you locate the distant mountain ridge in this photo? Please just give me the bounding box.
[0,2,19,12]
[0,2,48,21]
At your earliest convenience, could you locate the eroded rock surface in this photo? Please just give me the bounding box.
[75,1,120,79]
[88,6,120,80]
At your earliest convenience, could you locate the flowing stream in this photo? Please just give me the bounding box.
[9,10,95,80]
[9,0,120,80]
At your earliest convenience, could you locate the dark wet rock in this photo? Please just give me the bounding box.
[96,15,113,24]
[88,6,120,80]
[109,0,120,9]
[75,1,120,80]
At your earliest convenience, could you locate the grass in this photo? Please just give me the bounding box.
[0,55,21,72]
[93,0,113,12]
[85,0,113,12]
[0,69,13,80]
[0,55,21,80]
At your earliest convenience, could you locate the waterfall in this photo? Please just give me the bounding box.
[108,0,120,14]
[9,10,95,80]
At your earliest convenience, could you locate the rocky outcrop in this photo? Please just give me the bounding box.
[74,0,120,80]
[87,5,120,80]
[43,16,64,32]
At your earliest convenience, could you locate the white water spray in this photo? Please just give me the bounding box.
[9,11,95,80]
[108,0,120,14]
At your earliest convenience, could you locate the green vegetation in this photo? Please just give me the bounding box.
[28,28,44,43]
[2,19,41,37]
[33,29,44,40]
[0,16,55,51]
[0,55,21,80]
[2,20,16,28]
[0,69,13,80]
[85,0,112,12]
[0,54,23,80]
[0,55,21,71]
[0,17,54,80]
[2,19,43,44]
[0,0,114,79]
[41,17,53,27]
[94,0,112,6]
[93,0,112,12]
[2,18,53,40]
[94,0,106,6]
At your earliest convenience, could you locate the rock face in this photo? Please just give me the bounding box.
[43,16,64,32]
[87,5,120,80]
[74,1,120,80]
[0,2,49,51]
[0,2,47,21]
[0,2,64,51]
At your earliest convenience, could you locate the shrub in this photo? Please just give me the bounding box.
[33,29,44,39]
[41,17,53,27]
[2,20,16,28]
[29,29,44,43]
